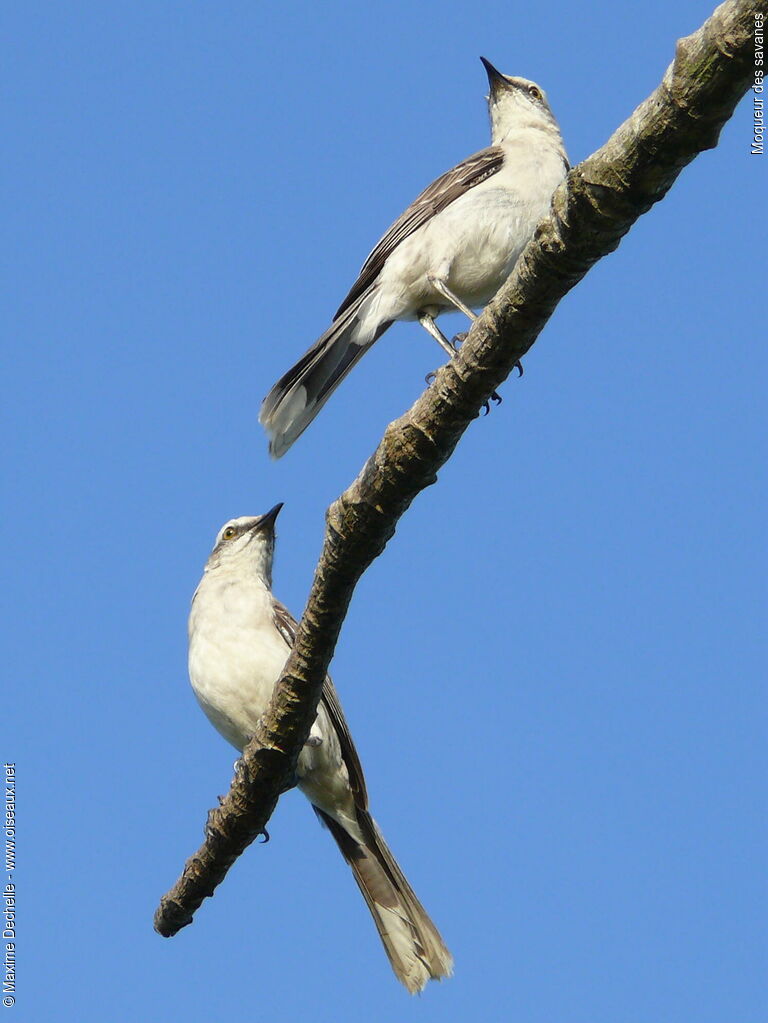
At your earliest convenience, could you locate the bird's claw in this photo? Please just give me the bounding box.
[481,390,503,415]
[514,359,524,377]
[257,828,270,844]
[425,370,437,386]
[450,331,468,352]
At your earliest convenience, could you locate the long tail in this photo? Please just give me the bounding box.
[315,806,453,993]
[259,292,391,458]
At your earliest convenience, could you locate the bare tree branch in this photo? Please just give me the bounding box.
[155,0,756,937]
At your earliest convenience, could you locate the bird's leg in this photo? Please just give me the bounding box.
[426,275,524,381]
[417,310,459,358]
[419,310,501,413]
[419,311,464,393]
[419,296,502,412]
[419,309,456,384]
[426,274,478,322]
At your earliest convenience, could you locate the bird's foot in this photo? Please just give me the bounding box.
[450,326,524,378]
[427,366,503,412]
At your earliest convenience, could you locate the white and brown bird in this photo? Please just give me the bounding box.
[187,504,452,992]
[260,58,569,457]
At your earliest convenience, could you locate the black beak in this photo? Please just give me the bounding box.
[480,56,507,95]
[255,502,283,533]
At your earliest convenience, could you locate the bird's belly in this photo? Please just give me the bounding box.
[435,190,540,303]
[378,188,546,318]
[188,622,289,750]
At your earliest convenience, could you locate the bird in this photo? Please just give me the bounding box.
[187,504,453,993]
[259,57,569,457]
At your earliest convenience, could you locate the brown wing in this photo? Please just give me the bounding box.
[272,599,368,808]
[334,146,505,319]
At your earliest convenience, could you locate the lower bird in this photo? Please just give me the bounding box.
[260,57,569,457]
[187,504,453,992]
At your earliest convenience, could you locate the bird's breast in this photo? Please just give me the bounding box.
[188,579,290,750]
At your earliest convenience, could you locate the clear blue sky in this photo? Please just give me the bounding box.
[4,2,764,1020]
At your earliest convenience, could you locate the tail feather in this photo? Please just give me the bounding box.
[259,293,391,458]
[315,807,453,994]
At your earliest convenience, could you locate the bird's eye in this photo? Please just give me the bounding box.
[222,526,237,540]
[528,85,542,100]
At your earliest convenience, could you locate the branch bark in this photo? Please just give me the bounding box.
[155,0,756,937]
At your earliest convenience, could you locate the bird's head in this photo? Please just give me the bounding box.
[205,504,283,586]
[480,58,560,145]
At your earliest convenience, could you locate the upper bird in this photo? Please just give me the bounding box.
[188,505,453,993]
[260,57,569,458]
